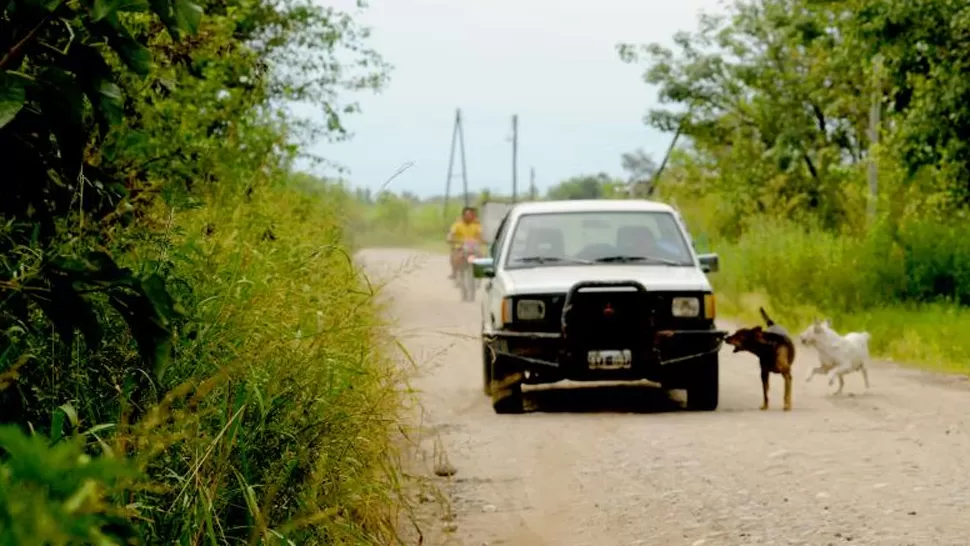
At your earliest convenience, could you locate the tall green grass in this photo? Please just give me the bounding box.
[348,198,461,250]
[676,195,970,372]
[0,183,413,544]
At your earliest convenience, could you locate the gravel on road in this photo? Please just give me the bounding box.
[360,248,970,546]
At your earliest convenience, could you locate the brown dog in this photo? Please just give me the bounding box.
[724,307,796,411]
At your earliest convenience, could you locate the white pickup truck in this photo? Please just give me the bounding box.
[472,199,725,414]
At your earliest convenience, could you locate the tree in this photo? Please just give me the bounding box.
[842,0,970,205]
[1,0,389,429]
[618,0,877,227]
[621,148,658,182]
[619,0,970,227]
[547,173,623,200]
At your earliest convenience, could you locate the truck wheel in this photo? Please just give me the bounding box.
[685,354,719,411]
[482,340,493,396]
[490,353,524,414]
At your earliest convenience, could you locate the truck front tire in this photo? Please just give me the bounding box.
[489,344,524,414]
[482,340,493,396]
[685,354,719,411]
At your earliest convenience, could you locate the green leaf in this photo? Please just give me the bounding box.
[51,403,79,443]
[80,424,115,438]
[174,0,202,34]
[102,129,149,162]
[107,277,177,379]
[91,0,113,20]
[35,68,86,179]
[0,71,26,129]
[23,0,63,12]
[140,273,180,321]
[91,11,154,75]
[115,38,153,75]
[148,0,180,38]
[92,0,148,19]
[64,44,121,139]
[27,271,102,351]
[50,410,65,443]
[90,78,124,129]
[117,0,150,10]
[81,251,131,284]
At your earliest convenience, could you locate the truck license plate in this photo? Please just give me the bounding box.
[587,350,632,370]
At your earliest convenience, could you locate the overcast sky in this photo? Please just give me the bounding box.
[298,0,725,197]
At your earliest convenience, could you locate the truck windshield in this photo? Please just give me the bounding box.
[504,210,694,269]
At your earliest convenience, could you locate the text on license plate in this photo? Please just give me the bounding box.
[587,350,633,370]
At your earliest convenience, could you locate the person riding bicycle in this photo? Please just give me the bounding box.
[447,206,484,279]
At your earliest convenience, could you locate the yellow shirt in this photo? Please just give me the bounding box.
[449,220,482,245]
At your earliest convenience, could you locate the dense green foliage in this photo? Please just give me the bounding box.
[1,0,408,542]
[616,0,970,368]
[545,173,626,200]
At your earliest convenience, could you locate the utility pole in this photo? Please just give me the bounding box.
[867,55,882,224]
[529,167,537,201]
[511,114,518,202]
[443,108,470,225]
[458,111,469,207]
[646,107,692,198]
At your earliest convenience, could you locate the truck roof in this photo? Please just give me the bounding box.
[508,199,676,215]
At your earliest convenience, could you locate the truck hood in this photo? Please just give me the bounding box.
[501,265,712,294]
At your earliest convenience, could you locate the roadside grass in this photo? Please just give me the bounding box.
[353,230,446,254]
[712,290,968,373]
[146,184,415,543]
[676,199,970,375]
[0,182,420,544]
[346,199,455,253]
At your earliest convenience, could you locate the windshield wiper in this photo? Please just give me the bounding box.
[513,256,592,265]
[593,255,682,266]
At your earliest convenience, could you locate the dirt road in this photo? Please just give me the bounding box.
[360,248,970,546]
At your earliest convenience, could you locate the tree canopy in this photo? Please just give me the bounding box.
[1,0,387,383]
[546,173,627,200]
[618,0,970,232]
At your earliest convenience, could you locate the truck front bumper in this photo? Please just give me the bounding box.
[484,327,727,382]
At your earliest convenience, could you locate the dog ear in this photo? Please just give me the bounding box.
[751,325,763,333]
[822,318,831,327]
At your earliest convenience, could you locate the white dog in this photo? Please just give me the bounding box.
[798,319,871,395]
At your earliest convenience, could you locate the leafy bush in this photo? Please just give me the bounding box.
[0,424,140,546]
[673,200,970,369]
[1,182,409,543]
[2,0,409,538]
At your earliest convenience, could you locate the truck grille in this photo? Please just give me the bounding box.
[562,290,656,349]
[506,290,713,334]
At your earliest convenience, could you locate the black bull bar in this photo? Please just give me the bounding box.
[487,280,728,369]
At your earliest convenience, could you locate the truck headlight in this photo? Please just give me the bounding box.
[671,297,701,318]
[516,299,546,321]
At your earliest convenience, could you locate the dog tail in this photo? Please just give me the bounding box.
[759,306,775,327]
